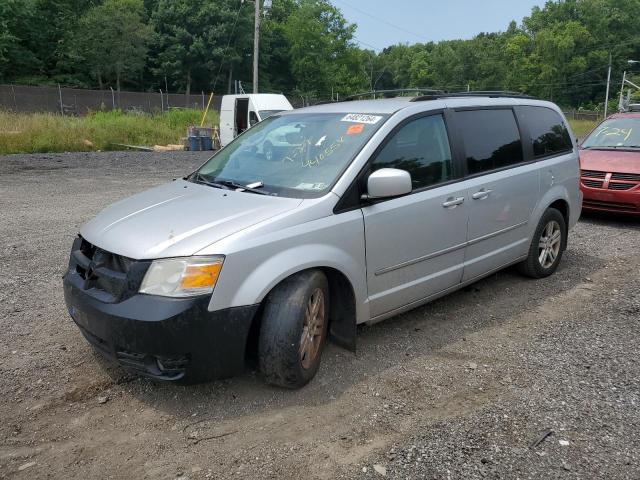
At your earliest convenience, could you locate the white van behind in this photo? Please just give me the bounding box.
[219,94,293,147]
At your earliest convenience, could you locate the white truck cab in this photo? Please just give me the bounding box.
[219,94,293,147]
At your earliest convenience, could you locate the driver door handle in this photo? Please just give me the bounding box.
[472,189,493,200]
[442,196,465,208]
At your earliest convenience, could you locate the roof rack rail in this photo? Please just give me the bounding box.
[411,90,534,102]
[340,88,446,102]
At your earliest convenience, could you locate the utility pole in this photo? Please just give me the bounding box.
[253,0,260,94]
[604,52,612,117]
[619,71,626,111]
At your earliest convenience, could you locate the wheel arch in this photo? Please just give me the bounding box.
[548,198,570,228]
[531,184,572,233]
[244,265,359,361]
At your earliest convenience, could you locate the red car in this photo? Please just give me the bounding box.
[579,112,640,214]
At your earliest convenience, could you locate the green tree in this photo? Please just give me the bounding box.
[282,0,366,101]
[259,0,298,94]
[150,0,254,96]
[0,0,42,82]
[68,0,152,91]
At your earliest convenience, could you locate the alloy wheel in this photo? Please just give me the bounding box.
[299,288,325,369]
[538,220,562,269]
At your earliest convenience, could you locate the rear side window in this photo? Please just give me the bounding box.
[456,109,523,175]
[371,114,453,190]
[519,106,572,157]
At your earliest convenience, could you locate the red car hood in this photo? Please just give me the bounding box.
[579,148,640,174]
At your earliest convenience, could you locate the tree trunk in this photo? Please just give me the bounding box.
[116,71,121,92]
[97,70,103,91]
[186,68,191,97]
[227,65,233,94]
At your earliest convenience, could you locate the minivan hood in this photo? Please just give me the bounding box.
[81,179,303,259]
[579,148,640,174]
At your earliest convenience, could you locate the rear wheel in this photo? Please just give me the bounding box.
[258,270,329,388]
[518,208,567,278]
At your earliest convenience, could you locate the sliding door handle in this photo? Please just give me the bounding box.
[442,196,465,208]
[472,189,493,200]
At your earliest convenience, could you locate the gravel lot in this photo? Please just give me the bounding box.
[1,152,639,479]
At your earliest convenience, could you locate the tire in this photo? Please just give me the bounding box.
[518,207,567,279]
[258,270,329,388]
[263,141,274,161]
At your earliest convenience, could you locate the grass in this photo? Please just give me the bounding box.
[0,108,219,155]
[0,110,599,155]
[568,119,599,139]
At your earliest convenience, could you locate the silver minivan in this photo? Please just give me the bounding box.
[63,93,582,388]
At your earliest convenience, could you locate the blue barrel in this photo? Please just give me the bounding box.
[188,136,201,151]
[201,136,213,150]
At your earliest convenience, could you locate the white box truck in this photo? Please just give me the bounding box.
[219,94,293,147]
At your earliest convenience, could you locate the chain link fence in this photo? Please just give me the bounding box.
[0,84,222,115]
[562,109,602,122]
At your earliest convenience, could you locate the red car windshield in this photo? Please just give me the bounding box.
[582,117,640,149]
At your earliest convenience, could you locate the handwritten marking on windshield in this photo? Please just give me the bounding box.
[595,126,633,142]
[282,139,312,164]
[302,136,346,168]
[282,136,346,168]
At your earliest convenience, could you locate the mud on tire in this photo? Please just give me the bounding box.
[258,270,329,389]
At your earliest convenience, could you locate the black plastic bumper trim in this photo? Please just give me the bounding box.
[63,272,259,381]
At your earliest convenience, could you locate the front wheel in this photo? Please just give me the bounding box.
[518,207,567,278]
[258,270,329,388]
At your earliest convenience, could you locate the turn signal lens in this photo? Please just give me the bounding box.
[180,263,222,289]
[140,256,224,298]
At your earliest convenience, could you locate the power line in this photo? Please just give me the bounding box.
[212,1,246,92]
[352,36,381,51]
[331,0,431,43]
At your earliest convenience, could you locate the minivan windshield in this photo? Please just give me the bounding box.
[193,112,388,198]
[581,117,640,150]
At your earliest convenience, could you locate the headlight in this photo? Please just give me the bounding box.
[139,256,224,298]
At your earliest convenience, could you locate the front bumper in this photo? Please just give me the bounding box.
[63,271,258,382]
[581,187,640,215]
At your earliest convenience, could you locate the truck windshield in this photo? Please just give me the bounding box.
[193,112,389,198]
[582,117,640,149]
[259,110,284,119]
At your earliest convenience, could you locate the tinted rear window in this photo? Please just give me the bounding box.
[456,109,523,175]
[519,106,572,157]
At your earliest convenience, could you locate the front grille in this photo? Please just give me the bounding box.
[608,182,635,191]
[68,236,150,303]
[611,172,640,181]
[582,179,604,188]
[581,170,606,178]
[581,170,640,191]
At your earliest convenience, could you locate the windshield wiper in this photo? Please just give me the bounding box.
[189,172,233,190]
[217,179,270,195]
[584,145,640,150]
[190,172,271,195]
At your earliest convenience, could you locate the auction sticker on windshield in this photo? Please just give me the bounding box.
[346,124,365,135]
[341,113,383,124]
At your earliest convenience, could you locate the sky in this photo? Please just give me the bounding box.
[330,0,548,51]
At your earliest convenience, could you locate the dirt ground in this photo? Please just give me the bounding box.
[1,152,639,479]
